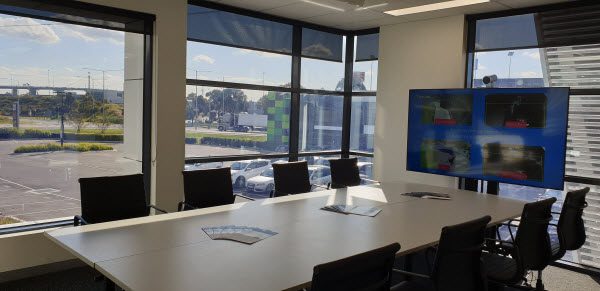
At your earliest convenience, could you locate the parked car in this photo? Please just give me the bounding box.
[246,164,332,194]
[231,159,271,188]
[311,157,335,167]
[246,168,275,194]
[308,165,331,188]
[357,161,373,181]
[184,162,223,171]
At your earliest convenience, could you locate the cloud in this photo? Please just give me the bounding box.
[518,71,542,78]
[57,25,124,45]
[0,16,60,44]
[234,49,286,58]
[302,44,333,57]
[193,54,216,64]
[521,51,540,60]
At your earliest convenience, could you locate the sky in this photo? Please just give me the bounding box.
[0,13,377,101]
[186,39,379,101]
[0,14,125,93]
[473,48,544,80]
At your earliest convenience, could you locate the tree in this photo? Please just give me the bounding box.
[67,95,97,133]
[205,89,248,115]
[186,93,210,120]
[94,103,123,133]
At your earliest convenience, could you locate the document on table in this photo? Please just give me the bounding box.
[402,192,451,200]
[202,225,278,245]
[321,204,382,217]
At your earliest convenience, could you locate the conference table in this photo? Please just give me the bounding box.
[45,181,526,291]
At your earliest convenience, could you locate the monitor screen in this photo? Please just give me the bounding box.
[406,88,569,190]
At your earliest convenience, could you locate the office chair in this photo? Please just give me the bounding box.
[550,187,589,262]
[391,215,492,291]
[75,174,166,226]
[310,242,401,291]
[271,161,325,197]
[180,167,254,211]
[482,197,556,291]
[329,157,362,188]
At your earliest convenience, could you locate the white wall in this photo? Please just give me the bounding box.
[0,0,187,273]
[374,15,467,188]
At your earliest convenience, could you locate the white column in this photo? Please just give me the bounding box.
[375,15,466,187]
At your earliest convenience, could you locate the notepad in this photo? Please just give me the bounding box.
[402,192,451,200]
[321,204,382,217]
[202,225,278,245]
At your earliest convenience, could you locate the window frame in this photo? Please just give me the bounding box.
[465,0,600,275]
[185,1,378,166]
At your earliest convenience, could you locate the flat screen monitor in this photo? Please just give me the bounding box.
[406,88,569,190]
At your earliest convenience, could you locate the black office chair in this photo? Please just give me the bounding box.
[329,158,362,188]
[271,161,323,197]
[391,215,492,291]
[482,197,556,291]
[75,174,166,226]
[550,187,589,262]
[180,167,254,211]
[310,242,401,291]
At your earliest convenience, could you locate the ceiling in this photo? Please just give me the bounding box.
[206,0,573,30]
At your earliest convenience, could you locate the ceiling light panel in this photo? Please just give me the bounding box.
[385,0,490,16]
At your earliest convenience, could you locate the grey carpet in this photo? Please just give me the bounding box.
[0,266,105,291]
[0,264,597,290]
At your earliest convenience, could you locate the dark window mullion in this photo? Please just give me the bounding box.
[289,25,302,162]
[341,34,355,158]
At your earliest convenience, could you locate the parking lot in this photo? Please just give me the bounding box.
[0,140,140,224]
[0,138,274,226]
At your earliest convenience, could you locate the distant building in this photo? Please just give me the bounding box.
[472,78,545,88]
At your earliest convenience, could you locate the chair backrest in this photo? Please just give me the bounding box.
[182,167,234,210]
[329,158,361,189]
[272,161,311,196]
[431,215,491,291]
[557,187,589,251]
[515,197,556,271]
[311,243,400,291]
[79,174,149,224]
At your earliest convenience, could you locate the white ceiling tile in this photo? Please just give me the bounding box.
[208,0,298,11]
[303,8,386,27]
[261,2,341,20]
[209,0,579,30]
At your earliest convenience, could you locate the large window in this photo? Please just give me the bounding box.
[0,2,152,230]
[185,85,290,157]
[186,42,292,87]
[468,2,600,269]
[299,94,343,152]
[186,3,378,199]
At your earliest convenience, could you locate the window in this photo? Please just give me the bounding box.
[186,42,291,87]
[299,94,343,152]
[353,33,379,92]
[185,3,378,200]
[301,57,346,91]
[0,2,152,229]
[350,96,376,153]
[468,2,600,269]
[301,29,345,91]
[185,85,290,157]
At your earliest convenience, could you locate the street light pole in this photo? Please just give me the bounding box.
[508,51,515,79]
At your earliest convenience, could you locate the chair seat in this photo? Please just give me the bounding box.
[391,278,435,291]
[482,252,519,284]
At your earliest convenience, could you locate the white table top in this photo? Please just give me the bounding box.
[46,182,526,291]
